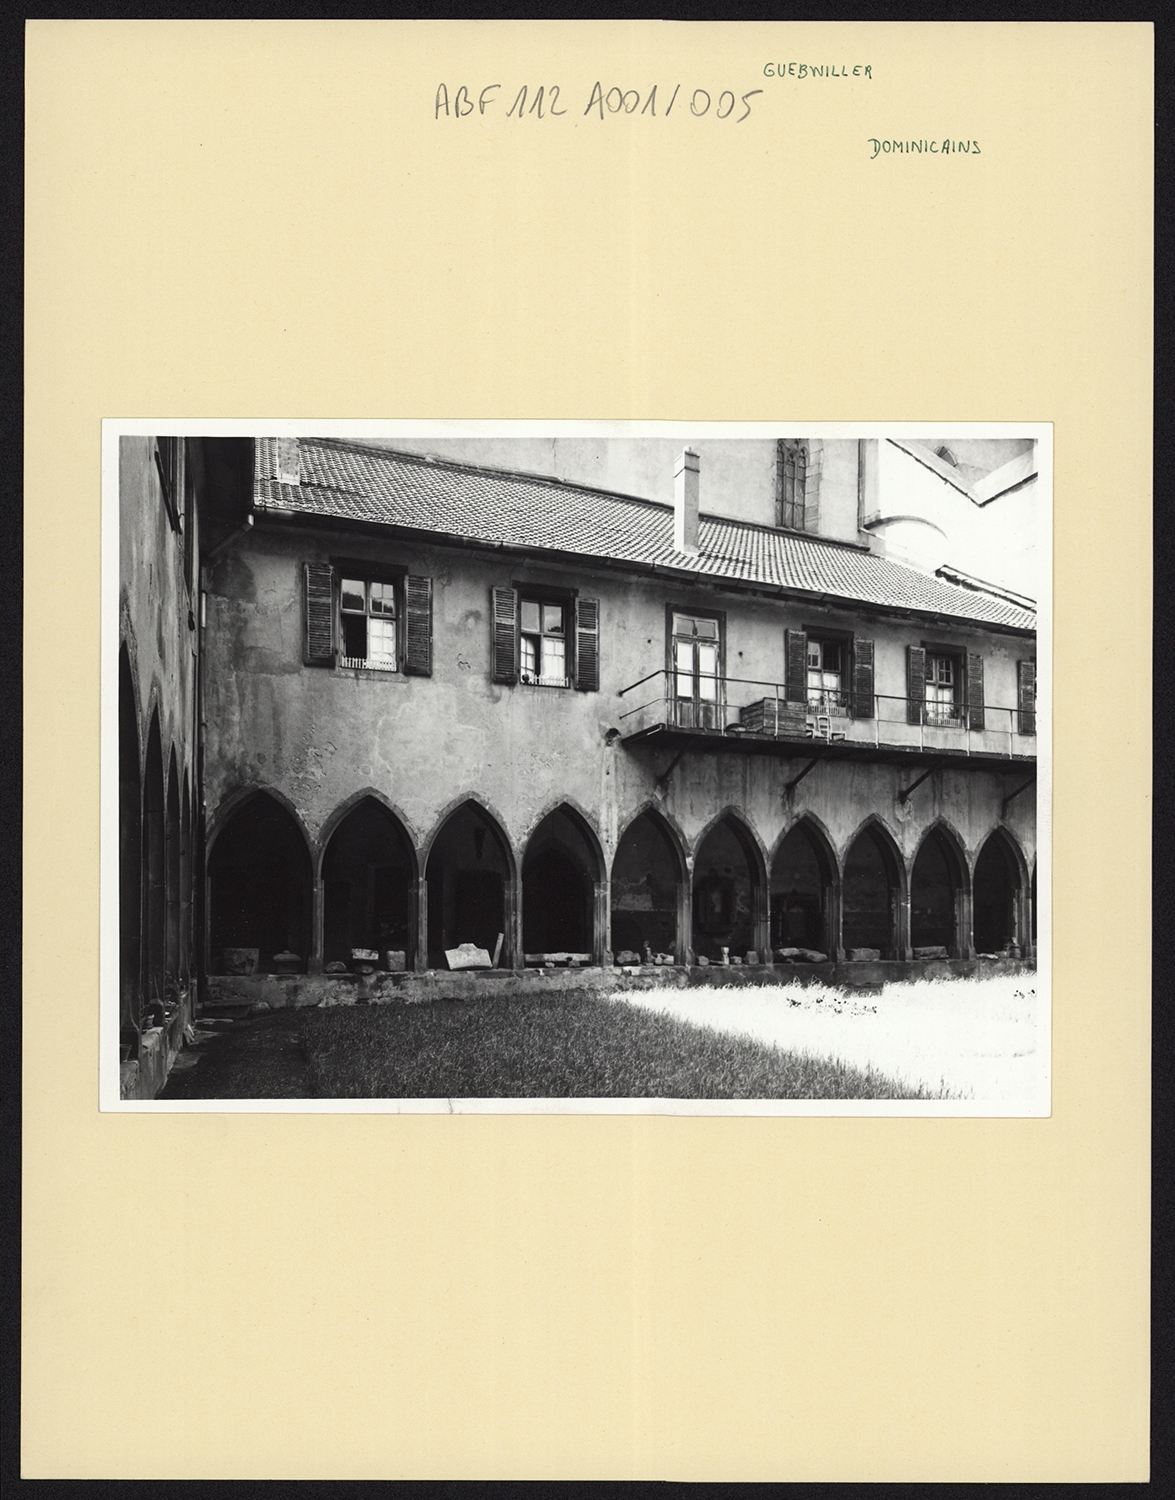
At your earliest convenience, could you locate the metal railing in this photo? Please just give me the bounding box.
[617,669,1036,756]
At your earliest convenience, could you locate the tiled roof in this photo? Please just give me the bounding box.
[254,439,1036,632]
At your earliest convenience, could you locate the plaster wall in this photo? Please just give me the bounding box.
[364,436,864,542]
[119,436,199,789]
[203,522,1036,889]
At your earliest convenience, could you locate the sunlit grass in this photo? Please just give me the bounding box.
[299,990,952,1100]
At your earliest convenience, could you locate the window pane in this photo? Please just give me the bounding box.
[543,603,564,635]
[808,641,821,668]
[520,636,538,678]
[542,637,566,681]
[370,582,396,616]
[341,579,365,613]
[698,642,718,699]
[694,618,718,639]
[368,618,397,665]
[672,613,692,635]
[521,600,541,633]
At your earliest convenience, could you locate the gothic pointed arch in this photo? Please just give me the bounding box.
[118,644,142,1037]
[842,815,906,960]
[424,797,518,969]
[207,788,312,973]
[690,806,770,963]
[611,802,690,963]
[910,817,972,958]
[974,826,1028,956]
[320,793,419,967]
[769,813,841,959]
[522,802,608,961]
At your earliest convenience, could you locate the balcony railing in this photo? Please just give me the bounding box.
[617,670,1036,758]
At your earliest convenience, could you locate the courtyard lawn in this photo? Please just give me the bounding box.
[300,989,949,1100]
[615,972,1043,1105]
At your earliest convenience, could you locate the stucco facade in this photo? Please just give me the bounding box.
[198,437,1037,982]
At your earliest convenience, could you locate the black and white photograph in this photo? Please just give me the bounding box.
[103,421,1049,1114]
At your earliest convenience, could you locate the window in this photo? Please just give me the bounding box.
[490,587,600,691]
[340,577,399,669]
[806,638,848,716]
[155,437,180,530]
[520,597,568,686]
[671,611,722,729]
[785,628,874,719]
[1017,660,1036,736]
[907,645,983,729]
[304,563,433,675]
[777,439,808,530]
[924,653,962,726]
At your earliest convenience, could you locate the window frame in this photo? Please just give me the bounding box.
[776,438,809,532]
[666,605,726,728]
[334,561,408,674]
[154,437,181,532]
[517,589,573,688]
[919,642,966,727]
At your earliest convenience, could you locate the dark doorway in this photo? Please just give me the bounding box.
[425,802,512,966]
[522,807,599,958]
[118,649,142,1037]
[209,794,312,972]
[165,752,181,981]
[322,798,416,966]
[770,821,833,954]
[843,825,899,958]
[692,817,760,962]
[974,833,1021,954]
[142,714,166,1013]
[910,826,963,956]
[610,811,682,959]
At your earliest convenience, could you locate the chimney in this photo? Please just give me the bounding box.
[275,436,301,486]
[674,447,700,554]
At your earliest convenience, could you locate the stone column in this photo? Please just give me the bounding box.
[593,880,610,966]
[413,875,428,972]
[677,858,694,967]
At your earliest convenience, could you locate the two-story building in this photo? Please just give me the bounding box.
[195,434,1038,992]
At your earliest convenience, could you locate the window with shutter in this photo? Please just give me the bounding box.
[906,645,926,724]
[304,562,335,666]
[575,597,600,692]
[491,586,519,684]
[784,628,808,704]
[403,575,433,677]
[851,637,875,719]
[966,652,985,731]
[1017,660,1036,736]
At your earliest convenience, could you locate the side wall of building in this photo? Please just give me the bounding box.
[118,436,201,1096]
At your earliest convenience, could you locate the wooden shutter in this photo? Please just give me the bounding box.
[491,586,519,684]
[851,637,875,718]
[966,652,985,731]
[304,562,335,666]
[906,645,926,724]
[1017,659,1037,736]
[403,575,433,677]
[575,596,600,692]
[785,628,807,704]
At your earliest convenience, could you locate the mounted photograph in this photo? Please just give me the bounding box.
[103,422,1049,1115]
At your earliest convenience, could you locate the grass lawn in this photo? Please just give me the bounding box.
[300,990,949,1100]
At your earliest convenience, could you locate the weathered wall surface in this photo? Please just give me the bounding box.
[119,436,199,787]
[365,436,865,541]
[203,520,1036,896]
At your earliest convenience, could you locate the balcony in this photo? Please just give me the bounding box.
[616,671,1036,769]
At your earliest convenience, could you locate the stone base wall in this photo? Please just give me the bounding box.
[204,956,1035,1011]
[118,991,194,1099]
